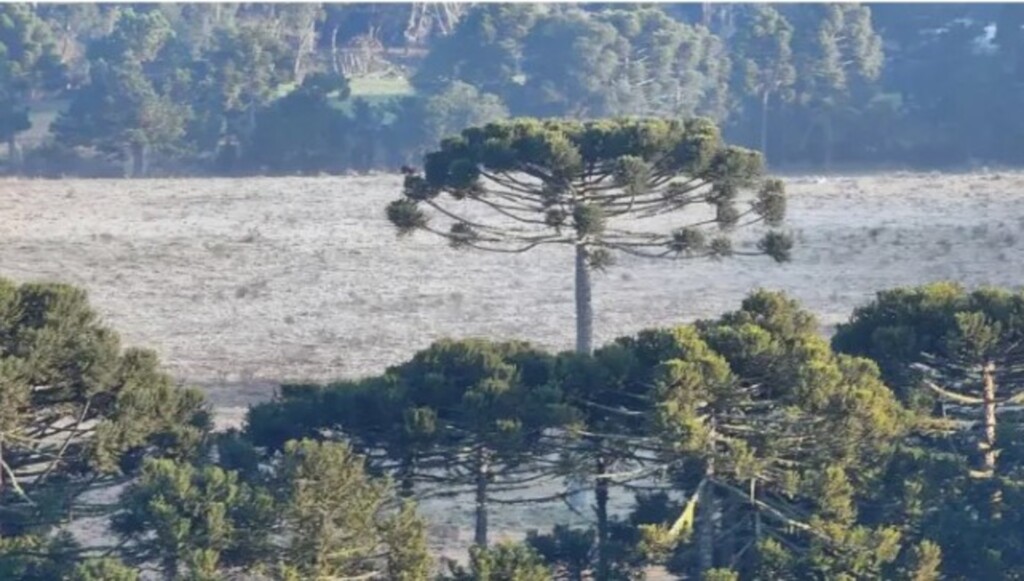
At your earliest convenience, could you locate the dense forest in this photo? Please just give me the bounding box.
[1,2,1023,177]
[7,276,1024,580]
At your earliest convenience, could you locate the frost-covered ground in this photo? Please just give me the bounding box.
[3,171,1023,563]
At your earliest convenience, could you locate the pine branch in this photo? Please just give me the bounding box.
[489,490,570,505]
[35,397,92,485]
[421,225,570,253]
[922,380,985,405]
[1,458,35,505]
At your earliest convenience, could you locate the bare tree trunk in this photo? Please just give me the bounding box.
[575,244,593,355]
[760,90,770,166]
[293,26,309,83]
[7,135,21,172]
[239,102,258,156]
[720,496,738,568]
[823,114,834,173]
[59,22,72,63]
[330,25,340,75]
[405,3,423,47]
[131,142,147,178]
[697,427,716,577]
[595,455,610,581]
[438,3,458,35]
[399,453,416,499]
[751,478,761,540]
[474,446,490,547]
[982,361,1002,519]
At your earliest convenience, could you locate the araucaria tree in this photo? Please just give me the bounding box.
[0,277,209,576]
[732,5,796,163]
[387,118,791,354]
[245,339,565,549]
[833,283,1024,518]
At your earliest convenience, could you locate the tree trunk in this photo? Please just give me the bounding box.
[697,429,717,577]
[595,455,610,581]
[822,114,834,173]
[7,135,20,172]
[982,361,1002,519]
[293,51,304,85]
[575,244,593,355]
[474,446,490,547]
[60,22,72,63]
[130,142,147,178]
[294,17,317,84]
[237,103,258,158]
[719,497,737,572]
[330,25,340,75]
[5,134,14,162]
[697,482,716,577]
[760,90,770,166]
[399,453,416,499]
[750,478,761,541]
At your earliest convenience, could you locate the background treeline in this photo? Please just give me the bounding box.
[1,2,1023,178]
[7,277,1024,579]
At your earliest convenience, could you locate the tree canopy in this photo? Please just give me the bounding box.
[2,3,1022,176]
[388,117,790,356]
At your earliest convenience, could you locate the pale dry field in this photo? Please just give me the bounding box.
[2,171,1023,563]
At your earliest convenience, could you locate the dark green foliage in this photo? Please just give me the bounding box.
[384,501,433,581]
[530,290,906,577]
[0,532,80,581]
[515,9,628,118]
[0,4,65,167]
[444,542,552,581]
[52,8,187,176]
[0,277,208,580]
[391,117,789,262]
[527,525,594,580]
[423,81,509,147]
[833,282,996,397]
[601,291,907,577]
[0,278,209,538]
[275,438,421,578]
[247,71,350,174]
[69,558,140,581]
[4,3,1023,174]
[775,3,883,168]
[703,570,739,581]
[224,288,1024,579]
[834,284,1024,579]
[731,4,796,162]
[597,8,731,120]
[413,4,544,97]
[903,540,942,581]
[246,339,564,546]
[111,438,431,580]
[113,458,274,578]
[418,5,730,122]
[187,20,292,159]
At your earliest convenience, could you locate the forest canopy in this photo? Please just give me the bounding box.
[0,3,1021,177]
